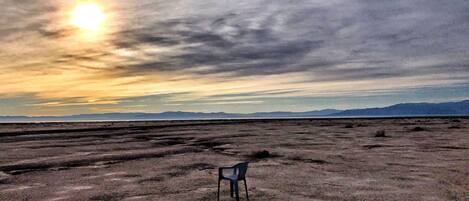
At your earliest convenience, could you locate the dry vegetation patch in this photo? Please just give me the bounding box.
[410,126,426,132]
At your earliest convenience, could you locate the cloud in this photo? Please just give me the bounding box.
[109,0,469,80]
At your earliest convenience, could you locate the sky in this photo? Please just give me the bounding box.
[0,0,468,116]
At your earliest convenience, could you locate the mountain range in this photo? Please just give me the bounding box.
[1,100,468,122]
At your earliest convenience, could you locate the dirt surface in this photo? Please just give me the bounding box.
[0,118,468,201]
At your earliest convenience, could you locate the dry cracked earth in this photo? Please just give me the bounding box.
[0,118,468,201]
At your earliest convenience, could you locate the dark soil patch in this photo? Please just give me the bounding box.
[122,174,141,178]
[278,143,306,148]
[212,147,228,152]
[344,124,354,128]
[0,179,10,184]
[290,157,329,164]
[138,176,164,183]
[437,146,468,150]
[134,135,152,141]
[0,147,202,174]
[363,144,385,149]
[160,137,194,141]
[391,176,415,181]
[335,136,353,139]
[293,131,310,134]
[448,126,461,129]
[183,163,217,171]
[304,159,329,164]
[192,140,227,150]
[151,139,185,147]
[167,171,187,177]
[166,163,216,177]
[215,134,251,139]
[89,192,127,201]
[26,140,139,149]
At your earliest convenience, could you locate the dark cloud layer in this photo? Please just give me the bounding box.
[103,0,469,81]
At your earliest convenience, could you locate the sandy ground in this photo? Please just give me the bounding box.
[0,118,468,201]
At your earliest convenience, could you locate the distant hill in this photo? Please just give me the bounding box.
[331,100,469,116]
[0,109,341,122]
[1,100,468,122]
[244,109,342,117]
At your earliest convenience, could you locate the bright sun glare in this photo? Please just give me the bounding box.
[71,2,105,31]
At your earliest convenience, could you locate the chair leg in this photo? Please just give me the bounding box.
[234,182,240,201]
[244,180,249,201]
[217,180,220,201]
[230,181,234,197]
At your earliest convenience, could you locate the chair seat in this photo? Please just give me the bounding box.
[222,174,239,181]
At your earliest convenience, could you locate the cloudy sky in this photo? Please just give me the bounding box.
[1,0,468,116]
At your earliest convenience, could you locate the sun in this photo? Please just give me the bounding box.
[71,2,106,31]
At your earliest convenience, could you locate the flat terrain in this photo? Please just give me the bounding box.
[0,118,468,201]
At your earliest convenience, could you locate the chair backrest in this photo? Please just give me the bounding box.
[234,162,249,179]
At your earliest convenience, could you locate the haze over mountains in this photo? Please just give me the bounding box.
[331,100,469,116]
[1,100,468,122]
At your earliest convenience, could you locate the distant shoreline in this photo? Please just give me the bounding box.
[1,115,468,124]
[2,100,468,123]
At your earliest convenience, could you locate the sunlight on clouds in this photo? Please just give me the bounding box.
[0,64,467,116]
[68,1,115,42]
[0,0,468,115]
[71,2,106,32]
[0,56,467,115]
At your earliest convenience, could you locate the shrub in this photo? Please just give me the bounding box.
[252,150,272,159]
[375,130,386,137]
[411,127,425,132]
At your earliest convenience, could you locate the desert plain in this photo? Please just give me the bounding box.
[0,118,468,201]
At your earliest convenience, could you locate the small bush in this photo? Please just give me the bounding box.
[411,127,425,132]
[344,124,354,128]
[252,150,272,159]
[375,130,386,137]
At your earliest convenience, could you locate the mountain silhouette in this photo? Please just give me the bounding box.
[1,100,468,122]
[331,100,469,116]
